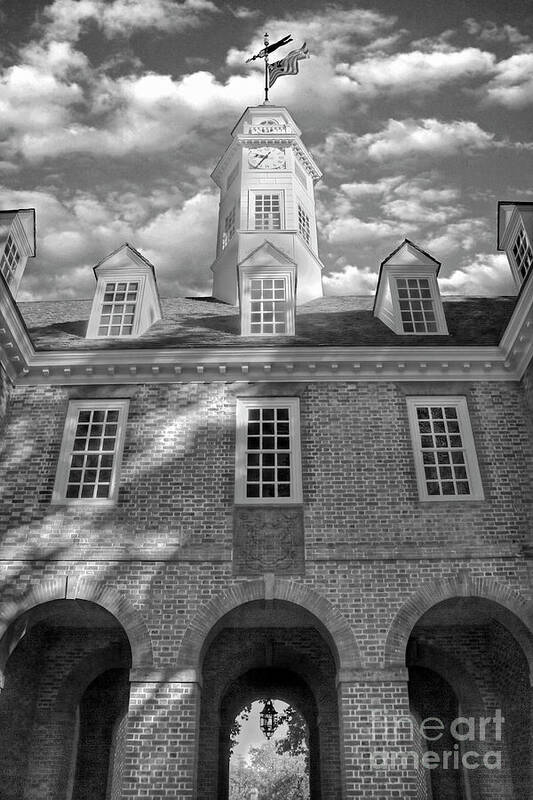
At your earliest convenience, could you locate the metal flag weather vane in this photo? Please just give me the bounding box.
[246,33,310,103]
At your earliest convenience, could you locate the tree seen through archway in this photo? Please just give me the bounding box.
[229,700,309,800]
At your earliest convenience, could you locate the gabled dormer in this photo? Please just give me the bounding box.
[498,202,533,289]
[238,240,297,336]
[86,244,162,339]
[373,239,448,336]
[0,209,36,297]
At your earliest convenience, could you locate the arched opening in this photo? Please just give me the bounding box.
[407,597,532,800]
[197,599,342,799]
[229,697,310,799]
[0,599,131,800]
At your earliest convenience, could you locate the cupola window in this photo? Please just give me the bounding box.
[222,206,236,250]
[254,193,281,230]
[298,205,311,245]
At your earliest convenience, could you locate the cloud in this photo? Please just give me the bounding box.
[6,184,217,301]
[483,53,533,108]
[336,47,495,97]
[40,0,219,41]
[439,253,515,296]
[321,216,398,247]
[318,119,496,172]
[323,264,378,296]
[464,18,531,47]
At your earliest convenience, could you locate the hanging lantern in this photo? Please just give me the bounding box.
[259,699,278,739]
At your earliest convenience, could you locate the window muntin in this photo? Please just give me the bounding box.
[53,400,129,504]
[222,206,236,249]
[98,281,139,337]
[235,398,302,504]
[254,193,281,230]
[249,277,287,335]
[512,227,533,282]
[0,235,20,283]
[298,205,311,245]
[396,278,437,333]
[407,397,483,501]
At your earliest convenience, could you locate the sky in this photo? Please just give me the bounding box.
[1,0,532,302]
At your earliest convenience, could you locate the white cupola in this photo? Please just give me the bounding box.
[209,106,325,321]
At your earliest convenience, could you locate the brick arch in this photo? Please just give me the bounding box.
[384,574,533,671]
[177,577,361,672]
[0,577,153,686]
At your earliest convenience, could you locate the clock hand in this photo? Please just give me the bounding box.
[257,153,269,166]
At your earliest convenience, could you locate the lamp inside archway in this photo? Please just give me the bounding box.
[259,699,278,739]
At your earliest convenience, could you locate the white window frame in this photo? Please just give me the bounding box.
[52,399,129,505]
[239,266,296,336]
[248,190,284,231]
[406,396,484,502]
[298,204,311,245]
[222,205,237,250]
[511,225,533,284]
[235,397,302,504]
[392,275,448,335]
[0,234,20,285]
[86,275,147,338]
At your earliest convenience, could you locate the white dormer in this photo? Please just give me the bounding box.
[373,239,448,335]
[498,202,533,288]
[238,240,297,336]
[86,244,162,339]
[0,209,36,297]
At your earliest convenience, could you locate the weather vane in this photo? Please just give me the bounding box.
[246,33,309,103]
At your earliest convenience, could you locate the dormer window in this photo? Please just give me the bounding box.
[253,192,282,230]
[237,242,296,336]
[86,244,162,339]
[222,206,236,250]
[0,235,20,284]
[395,278,438,334]
[498,202,533,288]
[511,226,533,283]
[374,239,448,336]
[298,205,311,245]
[98,281,139,337]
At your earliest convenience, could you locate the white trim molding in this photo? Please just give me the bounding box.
[52,398,129,505]
[235,396,302,504]
[406,396,484,502]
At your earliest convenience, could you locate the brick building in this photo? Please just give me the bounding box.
[0,105,532,799]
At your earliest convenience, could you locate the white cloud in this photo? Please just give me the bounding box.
[347,119,495,163]
[321,216,397,247]
[5,184,217,301]
[336,48,495,97]
[323,264,378,296]
[41,0,219,41]
[426,219,489,258]
[484,53,533,108]
[439,253,515,296]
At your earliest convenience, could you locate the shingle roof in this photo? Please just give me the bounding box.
[18,294,516,351]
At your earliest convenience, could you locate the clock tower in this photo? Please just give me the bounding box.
[210,106,325,312]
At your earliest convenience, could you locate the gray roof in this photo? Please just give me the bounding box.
[18,294,516,351]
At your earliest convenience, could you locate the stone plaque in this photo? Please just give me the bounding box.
[233,505,304,575]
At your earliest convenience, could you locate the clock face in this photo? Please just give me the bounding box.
[248,147,286,170]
